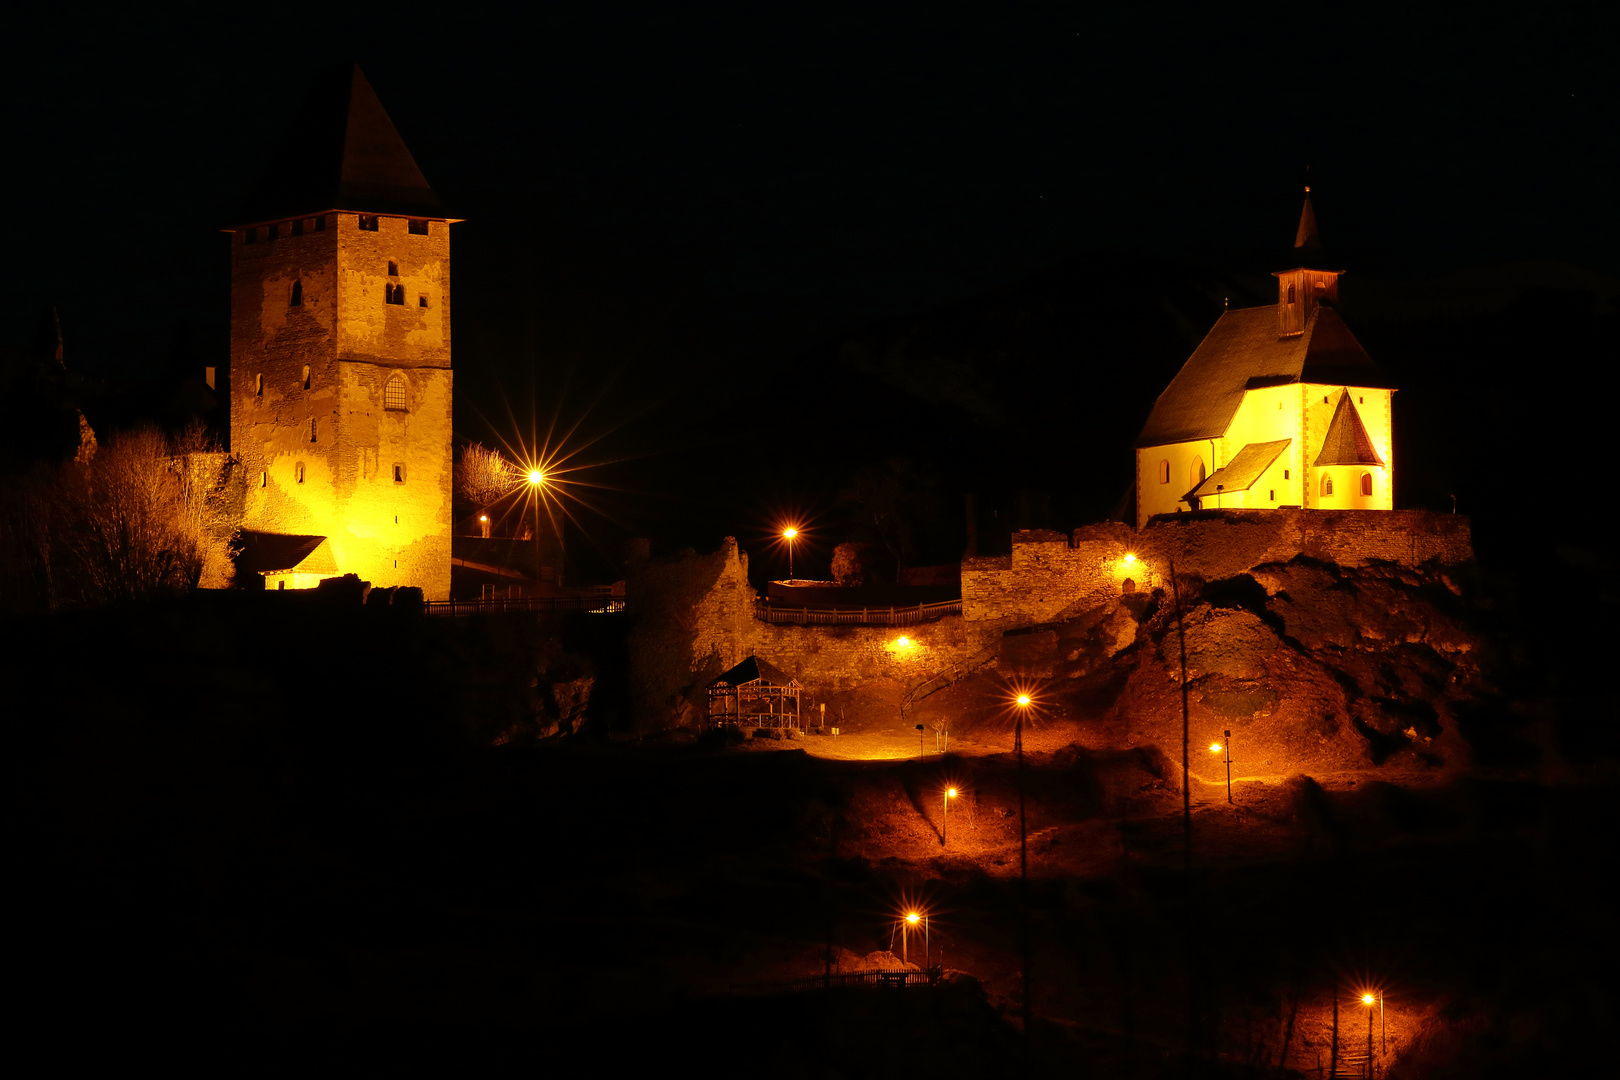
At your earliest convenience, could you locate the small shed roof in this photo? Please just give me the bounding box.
[708,656,800,689]
[235,531,336,574]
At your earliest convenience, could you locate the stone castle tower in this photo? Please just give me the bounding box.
[227,65,454,598]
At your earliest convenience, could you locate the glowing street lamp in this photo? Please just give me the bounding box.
[782,527,798,580]
[1210,730,1233,803]
[527,469,546,591]
[941,786,957,846]
[1361,992,1377,1068]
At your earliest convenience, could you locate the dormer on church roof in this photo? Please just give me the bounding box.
[231,63,453,227]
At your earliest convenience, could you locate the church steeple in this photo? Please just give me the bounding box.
[1273,179,1343,337]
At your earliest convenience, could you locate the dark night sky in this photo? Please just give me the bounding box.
[6,4,1616,569]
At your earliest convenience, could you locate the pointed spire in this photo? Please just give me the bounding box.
[1294,176,1322,250]
[232,64,450,225]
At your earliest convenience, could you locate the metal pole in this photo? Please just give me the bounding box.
[1225,729,1233,804]
[1367,1000,1373,1077]
[942,789,949,846]
[1381,993,1386,1053]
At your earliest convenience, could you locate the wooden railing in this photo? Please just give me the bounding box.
[426,594,625,616]
[754,599,962,627]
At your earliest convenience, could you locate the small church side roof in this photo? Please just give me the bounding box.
[1313,392,1385,467]
[1134,306,1391,449]
[231,64,450,226]
[1187,439,1292,500]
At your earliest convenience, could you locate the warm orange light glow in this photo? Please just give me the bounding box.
[946,788,957,798]
[1123,552,1136,564]
[782,527,797,540]
[527,469,544,485]
[1210,743,1223,753]
[1016,694,1031,707]
[1362,993,1376,1005]
[897,636,911,647]
[905,911,920,925]
[478,514,488,522]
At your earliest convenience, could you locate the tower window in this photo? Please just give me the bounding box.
[392,463,406,483]
[1287,283,1296,303]
[255,373,263,397]
[1284,469,1290,480]
[295,462,304,484]
[243,227,257,245]
[1157,459,1169,484]
[418,294,429,308]
[310,418,317,443]
[302,365,310,390]
[268,223,280,241]
[1269,489,1275,501]
[260,470,267,488]
[1360,472,1373,497]
[359,215,379,231]
[386,283,406,305]
[314,215,326,232]
[1321,474,1334,497]
[408,219,429,235]
[387,261,398,277]
[290,218,303,237]
[384,375,407,411]
[290,280,302,307]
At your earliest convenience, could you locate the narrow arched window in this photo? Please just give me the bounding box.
[289,280,302,306]
[1321,474,1334,497]
[1190,457,1206,489]
[1157,459,1169,484]
[1360,472,1373,497]
[310,418,317,443]
[301,365,310,390]
[384,375,407,412]
[295,462,304,484]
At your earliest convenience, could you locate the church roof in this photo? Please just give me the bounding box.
[708,655,800,689]
[1134,306,1392,448]
[1294,190,1322,250]
[1187,439,1292,501]
[1313,392,1384,467]
[231,64,450,226]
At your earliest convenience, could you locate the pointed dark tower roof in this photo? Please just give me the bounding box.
[231,64,451,226]
[1313,390,1384,467]
[1293,185,1322,251]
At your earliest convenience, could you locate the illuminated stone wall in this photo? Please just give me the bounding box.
[231,213,453,599]
[627,538,989,729]
[964,511,1472,631]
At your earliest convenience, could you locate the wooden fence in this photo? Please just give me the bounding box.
[754,599,962,627]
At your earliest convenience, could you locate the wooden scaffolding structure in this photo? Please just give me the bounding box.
[706,656,802,730]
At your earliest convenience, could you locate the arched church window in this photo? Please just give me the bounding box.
[1321,474,1333,497]
[1190,458,1206,489]
[384,375,407,412]
[1158,459,1169,484]
[290,280,302,307]
[1360,472,1373,497]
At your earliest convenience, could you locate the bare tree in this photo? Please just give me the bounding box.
[457,442,516,509]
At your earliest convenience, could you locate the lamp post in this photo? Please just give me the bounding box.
[782,527,797,581]
[527,469,545,591]
[942,787,957,846]
[1362,993,1375,1075]
[1209,731,1233,804]
[904,910,928,970]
